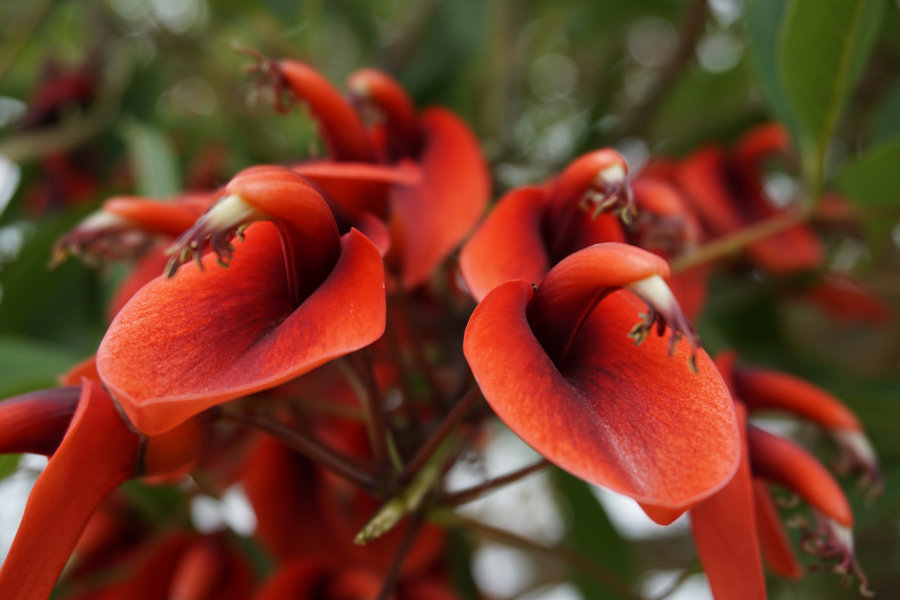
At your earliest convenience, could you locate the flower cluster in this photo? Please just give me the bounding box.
[0,54,886,600]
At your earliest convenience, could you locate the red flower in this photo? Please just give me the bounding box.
[691,353,876,598]
[674,123,823,275]
[463,242,739,521]
[0,380,210,600]
[97,167,386,435]
[459,149,629,302]
[346,68,491,288]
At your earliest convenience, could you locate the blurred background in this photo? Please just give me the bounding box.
[0,0,899,598]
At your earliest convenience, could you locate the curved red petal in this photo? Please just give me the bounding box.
[391,107,491,289]
[745,225,823,275]
[675,147,744,235]
[458,186,550,302]
[98,226,385,436]
[733,365,862,431]
[753,477,803,579]
[99,532,196,600]
[747,425,853,527]
[242,438,338,561]
[347,68,421,160]
[0,380,140,600]
[0,385,80,455]
[804,276,891,326]
[293,160,422,221]
[354,212,392,257]
[108,248,171,322]
[278,60,375,163]
[691,403,767,600]
[464,281,739,510]
[526,243,670,363]
[254,558,337,600]
[103,194,216,237]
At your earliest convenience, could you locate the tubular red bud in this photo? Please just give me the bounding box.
[746,425,852,527]
[0,385,81,456]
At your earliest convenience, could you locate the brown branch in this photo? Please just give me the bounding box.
[619,0,708,138]
[443,459,551,506]
[433,510,641,600]
[352,348,390,471]
[400,387,482,482]
[670,211,806,273]
[375,510,425,600]
[221,410,376,491]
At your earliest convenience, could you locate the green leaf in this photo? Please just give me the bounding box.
[118,117,182,199]
[839,136,900,206]
[552,468,634,600]
[869,79,900,145]
[0,335,80,398]
[778,0,884,186]
[0,454,21,482]
[745,0,801,140]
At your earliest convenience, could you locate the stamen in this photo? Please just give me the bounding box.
[578,165,637,225]
[164,195,265,278]
[50,211,154,268]
[833,429,883,503]
[625,275,701,371]
[796,511,873,597]
[233,44,294,113]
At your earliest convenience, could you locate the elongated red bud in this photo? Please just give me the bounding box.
[347,68,421,159]
[168,538,224,600]
[734,365,881,497]
[752,478,803,579]
[0,380,141,600]
[746,425,852,527]
[0,385,80,456]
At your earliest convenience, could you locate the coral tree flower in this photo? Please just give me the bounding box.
[97,167,386,436]
[0,379,210,600]
[675,123,823,275]
[463,242,739,520]
[629,175,709,319]
[347,68,491,288]
[691,353,875,599]
[459,149,628,302]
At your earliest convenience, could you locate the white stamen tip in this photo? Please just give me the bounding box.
[627,275,677,312]
[597,164,626,185]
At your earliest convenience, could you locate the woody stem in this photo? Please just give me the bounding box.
[352,348,391,472]
[442,459,552,506]
[375,509,426,600]
[669,211,806,273]
[221,410,376,491]
[400,386,482,483]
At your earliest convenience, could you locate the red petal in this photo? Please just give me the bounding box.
[675,147,744,235]
[747,425,853,527]
[526,243,669,363]
[391,108,491,289]
[104,193,217,237]
[803,276,891,325]
[293,160,422,221]
[733,365,862,431]
[100,532,196,600]
[108,248,171,321]
[254,558,337,600]
[464,280,739,511]
[242,439,338,561]
[458,187,550,302]
[0,380,140,600]
[98,225,385,436]
[278,60,375,163]
[354,212,392,257]
[691,403,767,600]
[753,477,803,579]
[347,69,421,160]
[0,386,80,455]
[745,225,823,275]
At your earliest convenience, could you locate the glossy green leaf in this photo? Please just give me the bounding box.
[553,468,634,600]
[118,117,182,199]
[745,0,801,139]
[839,136,900,206]
[0,336,79,398]
[778,0,884,182]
